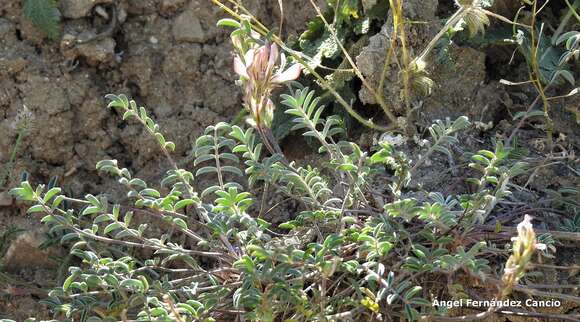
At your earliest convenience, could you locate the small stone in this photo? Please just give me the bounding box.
[117,7,128,24]
[78,38,116,66]
[172,8,205,43]
[61,36,117,67]
[0,18,14,38]
[60,0,113,19]
[160,0,187,15]
[0,191,13,206]
[3,231,58,271]
[0,56,26,77]
[150,36,158,44]
[61,33,76,44]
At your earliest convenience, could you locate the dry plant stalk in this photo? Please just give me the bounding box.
[501,214,546,297]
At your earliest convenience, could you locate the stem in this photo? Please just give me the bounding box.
[416,8,467,63]
[481,9,533,29]
[213,126,225,189]
[528,2,553,151]
[389,0,413,129]
[126,104,240,258]
[409,134,447,175]
[506,84,552,145]
[308,0,399,125]
[38,198,229,260]
[0,124,27,188]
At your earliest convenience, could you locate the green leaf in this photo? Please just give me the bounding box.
[553,69,575,86]
[104,222,123,234]
[23,0,61,40]
[62,274,76,292]
[124,211,134,225]
[471,155,490,165]
[27,204,45,214]
[138,275,149,292]
[11,181,35,200]
[357,235,375,243]
[155,133,166,146]
[150,307,168,317]
[41,214,56,223]
[222,166,243,177]
[173,218,188,230]
[122,110,135,120]
[174,199,195,210]
[404,304,418,320]
[477,150,496,159]
[176,304,196,317]
[404,286,422,300]
[60,232,80,244]
[52,195,64,208]
[128,178,147,189]
[43,187,61,203]
[196,166,218,176]
[120,279,144,293]
[216,18,240,28]
[338,163,357,171]
[164,141,176,151]
[82,206,101,216]
[140,188,160,198]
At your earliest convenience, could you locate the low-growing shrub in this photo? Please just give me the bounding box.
[9,1,568,320]
[11,86,546,321]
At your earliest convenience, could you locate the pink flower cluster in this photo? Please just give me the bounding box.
[233,42,302,127]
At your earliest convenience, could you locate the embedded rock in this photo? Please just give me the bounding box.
[355,0,438,107]
[2,230,58,271]
[60,0,113,19]
[172,7,205,43]
[77,37,117,66]
[61,35,117,66]
[160,0,187,15]
[0,191,12,206]
[421,47,505,123]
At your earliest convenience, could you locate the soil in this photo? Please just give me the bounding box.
[0,0,578,320]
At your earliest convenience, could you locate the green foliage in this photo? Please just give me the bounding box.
[560,213,580,232]
[556,30,580,64]
[515,29,574,85]
[106,94,176,152]
[5,1,576,320]
[509,1,580,87]
[10,85,540,321]
[281,87,345,154]
[23,0,61,40]
[194,122,243,198]
[547,187,580,212]
[298,0,382,69]
[461,141,528,225]
[427,116,471,159]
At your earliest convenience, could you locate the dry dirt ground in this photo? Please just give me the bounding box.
[0,0,578,320]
